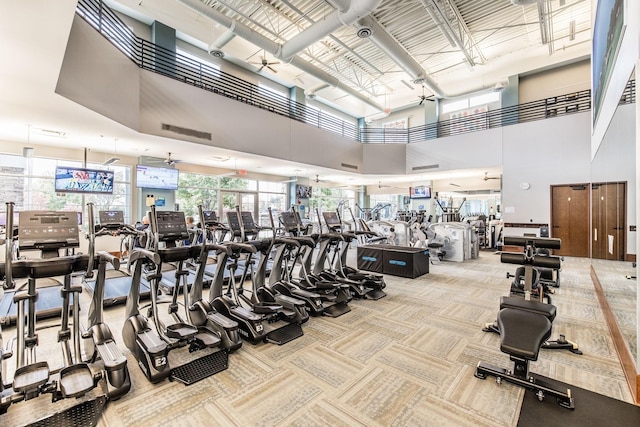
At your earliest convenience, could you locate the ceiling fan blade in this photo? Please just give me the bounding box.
[258,65,266,72]
[269,61,280,65]
[419,98,425,105]
[267,66,278,73]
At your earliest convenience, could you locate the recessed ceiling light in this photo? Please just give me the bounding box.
[208,155,231,162]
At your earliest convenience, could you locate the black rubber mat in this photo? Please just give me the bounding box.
[27,395,107,427]
[170,350,229,385]
[517,374,640,427]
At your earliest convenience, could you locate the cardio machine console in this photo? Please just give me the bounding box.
[18,210,80,252]
[98,210,125,230]
[155,210,189,242]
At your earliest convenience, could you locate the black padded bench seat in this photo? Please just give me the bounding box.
[498,308,552,361]
[499,296,556,321]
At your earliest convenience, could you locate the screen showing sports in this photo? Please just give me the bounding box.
[136,165,179,190]
[295,184,312,198]
[409,186,431,199]
[54,167,114,194]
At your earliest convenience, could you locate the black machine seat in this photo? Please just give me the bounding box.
[497,308,552,361]
[499,296,556,322]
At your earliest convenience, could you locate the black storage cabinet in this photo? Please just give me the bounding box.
[357,244,429,278]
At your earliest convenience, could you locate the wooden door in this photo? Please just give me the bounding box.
[551,184,589,257]
[591,182,626,260]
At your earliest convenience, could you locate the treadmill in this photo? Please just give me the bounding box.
[83,210,151,306]
[0,211,79,325]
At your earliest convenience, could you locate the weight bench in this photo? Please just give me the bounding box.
[483,237,581,355]
[475,302,574,409]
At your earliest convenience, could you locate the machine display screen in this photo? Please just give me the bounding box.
[18,211,80,250]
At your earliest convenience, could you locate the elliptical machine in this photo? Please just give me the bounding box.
[269,210,351,317]
[209,207,305,345]
[82,202,131,400]
[122,206,229,385]
[0,203,129,422]
[184,205,243,353]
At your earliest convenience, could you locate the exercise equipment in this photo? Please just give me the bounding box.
[83,209,151,306]
[121,206,228,385]
[274,209,352,317]
[0,203,129,419]
[209,208,305,345]
[475,238,575,409]
[483,237,581,354]
[184,205,244,353]
[241,208,309,325]
[0,214,69,325]
[323,210,387,300]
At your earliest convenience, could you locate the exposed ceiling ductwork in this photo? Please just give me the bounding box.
[177,0,385,112]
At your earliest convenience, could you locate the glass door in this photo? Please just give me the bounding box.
[220,191,258,224]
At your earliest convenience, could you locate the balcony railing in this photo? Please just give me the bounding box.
[77,0,635,145]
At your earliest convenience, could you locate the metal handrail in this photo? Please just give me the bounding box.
[76,0,635,146]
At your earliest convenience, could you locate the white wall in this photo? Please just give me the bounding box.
[502,112,592,225]
[406,128,503,173]
[56,15,141,131]
[519,59,591,104]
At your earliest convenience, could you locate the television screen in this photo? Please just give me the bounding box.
[54,167,114,194]
[410,186,431,199]
[136,165,179,190]
[295,184,312,198]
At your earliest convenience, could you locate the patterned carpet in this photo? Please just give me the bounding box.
[0,250,634,426]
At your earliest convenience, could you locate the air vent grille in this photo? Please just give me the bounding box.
[161,123,212,141]
[341,163,358,170]
[412,164,439,171]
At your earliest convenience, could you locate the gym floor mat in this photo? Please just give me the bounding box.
[517,374,640,427]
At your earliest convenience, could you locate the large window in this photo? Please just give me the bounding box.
[176,172,220,218]
[0,153,132,226]
[440,91,500,115]
[309,187,356,229]
[176,173,287,227]
[258,181,287,227]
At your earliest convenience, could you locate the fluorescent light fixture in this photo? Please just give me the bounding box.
[34,128,67,138]
[103,157,120,166]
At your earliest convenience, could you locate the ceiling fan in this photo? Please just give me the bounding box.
[249,50,280,73]
[164,152,180,166]
[483,172,500,181]
[418,86,435,105]
[378,181,405,190]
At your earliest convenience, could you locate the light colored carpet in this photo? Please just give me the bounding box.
[0,250,634,426]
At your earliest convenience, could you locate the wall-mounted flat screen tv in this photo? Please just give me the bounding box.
[54,166,114,194]
[295,184,313,198]
[409,185,431,199]
[136,165,179,190]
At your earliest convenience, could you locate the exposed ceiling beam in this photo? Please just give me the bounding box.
[420,0,486,69]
